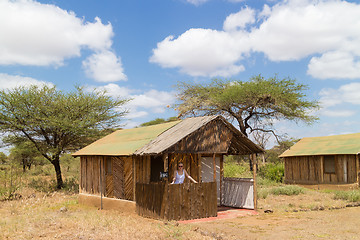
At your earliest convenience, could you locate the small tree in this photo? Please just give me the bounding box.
[0,152,7,164]
[176,75,318,170]
[0,85,128,188]
[9,140,42,172]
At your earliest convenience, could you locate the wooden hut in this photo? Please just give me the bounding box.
[280,133,360,184]
[73,115,263,220]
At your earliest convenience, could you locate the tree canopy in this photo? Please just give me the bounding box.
[176,75,319,141]
[0,85,129,188]
[140,117,178,127]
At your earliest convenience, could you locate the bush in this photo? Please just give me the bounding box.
[258,162,284,183]
[224,160,252,178]
[334,190,360,202]
[270,185,305,196]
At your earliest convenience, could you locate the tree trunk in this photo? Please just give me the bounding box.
[51,157,63,189]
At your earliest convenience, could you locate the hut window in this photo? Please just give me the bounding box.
[324,155,335,174]
[105,158,112,174]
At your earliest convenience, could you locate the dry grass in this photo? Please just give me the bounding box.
[1,182,360,239]
[0,191,213,240]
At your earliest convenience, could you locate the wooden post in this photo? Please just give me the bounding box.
[133,157,136,201]
[198,153,202,182]
[252,154,257,210]
[220,155,224,205]
[356,154,359,186]
[213,153,216,182]
[99,158,103,210]
[320,156,324,183]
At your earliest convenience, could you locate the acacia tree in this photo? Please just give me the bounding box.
[0,85,128,188]
[9,140,43,172]
[176,75,319,141]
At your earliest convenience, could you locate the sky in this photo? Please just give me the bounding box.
[1,0,360,148]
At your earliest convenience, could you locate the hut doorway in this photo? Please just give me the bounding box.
[150,155,164,182]
[201,155,220,205]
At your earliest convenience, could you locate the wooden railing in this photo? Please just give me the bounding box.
[136,182,217,220]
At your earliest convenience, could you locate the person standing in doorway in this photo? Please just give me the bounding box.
[171,162,198,184]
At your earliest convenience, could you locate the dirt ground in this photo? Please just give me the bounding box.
[1,190,360,240]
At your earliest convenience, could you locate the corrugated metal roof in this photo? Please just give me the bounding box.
[134,115,218,154]
[72,120,180,156]
[280,132,360,157]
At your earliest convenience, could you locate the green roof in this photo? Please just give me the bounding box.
[280,132,360,157]
[72,120,181,156]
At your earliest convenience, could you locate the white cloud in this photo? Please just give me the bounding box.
[223,7,255,32]
[151,0,360,79]
[87,84,176,119]
[0,73,54,90]
[0,0,126,82]
[307,51,360,79]
[320,83,360,107]
[186,0,208,6]
[320,109,355,117]
[83,51,127,82]
[150,29,247,77]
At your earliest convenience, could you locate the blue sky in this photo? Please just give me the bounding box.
[1,0,360,148]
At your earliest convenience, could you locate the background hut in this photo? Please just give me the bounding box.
[280,133,360,185]
[73,115,263,220]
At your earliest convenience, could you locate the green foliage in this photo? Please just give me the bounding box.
[176,75,319,138]
[8,140,45,172]
[0,152,7,164]
[140,117,179,127]
[0,164,23,200]
[224,156,252,178]
[0,85,129,188]
[265,138,300,163]
[258,162,284,183]
[334,190,360,202]
[269,185,305,196]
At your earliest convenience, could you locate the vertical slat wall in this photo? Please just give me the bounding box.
[284,155,357,184]
[136,182,217,221]
[80,156,101,194]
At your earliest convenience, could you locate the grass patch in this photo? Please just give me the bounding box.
[333,190,360,202]
[270,185,305,196]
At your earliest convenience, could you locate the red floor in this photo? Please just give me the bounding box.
[178,207,258,223]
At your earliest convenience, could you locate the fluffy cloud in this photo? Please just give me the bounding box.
[223,7,255,32]
[83,51,127,82]
[0,0,126,82]
[186,0,209,6]
[87,84,176,120]
[150,28,247,77]
[151,0,360,79]
[320,83,360,107]
[318,82,360,117]
[0,73,53,90]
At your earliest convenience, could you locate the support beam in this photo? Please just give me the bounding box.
[198,153,202,182]
[213,153,216,182]
[252,154,257,210]
[356,154,359,186]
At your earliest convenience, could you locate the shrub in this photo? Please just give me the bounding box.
[258,162,284,183]
[334,190,360,202]
[224,161,252,178]
[270,185,305,196]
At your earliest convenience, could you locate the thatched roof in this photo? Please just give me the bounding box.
[280,132,360,157]
[73,115,263,157]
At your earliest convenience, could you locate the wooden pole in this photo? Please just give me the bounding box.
[356,154,359,186]
[213,153,216,182]
[220,155,224,205]
[320,156,324,183]
[99,158,103,210]
[252,154,257,210]
[198,153,202,182]
[133,156,136,201]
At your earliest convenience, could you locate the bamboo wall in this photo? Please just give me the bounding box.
[284,155,357,184]
[136,182,217,220]
[80,156,134,200]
